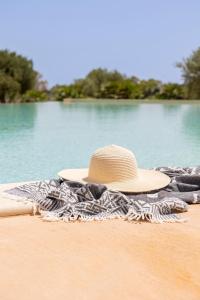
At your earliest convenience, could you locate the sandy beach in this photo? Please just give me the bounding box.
[0,187,200,300]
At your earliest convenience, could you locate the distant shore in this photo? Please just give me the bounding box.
[62,98,200,104]
[1,98,200,105]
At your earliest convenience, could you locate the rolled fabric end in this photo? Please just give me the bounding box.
[0,203,34,217]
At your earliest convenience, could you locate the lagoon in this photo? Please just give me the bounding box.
[0,100,200,183]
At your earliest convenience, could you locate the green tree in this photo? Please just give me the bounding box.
[50,67,188,101]
[50,84,81,100]
[0,73,20,102]
[117,80,132,99]
[0,49,38,102]
[50,85,72,100]
[80,68,126,98]
[157,83,185,100]
[138,79,161,99]
[22,90,48,102]
[177,47,200,99]
[98,80,142,99]
[100,81,120,99]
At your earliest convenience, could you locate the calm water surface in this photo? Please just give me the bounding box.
[0,100,200,183]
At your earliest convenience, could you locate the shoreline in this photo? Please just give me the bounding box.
[1,98,200,105]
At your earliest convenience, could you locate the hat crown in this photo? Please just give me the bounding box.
[88,145,138,183]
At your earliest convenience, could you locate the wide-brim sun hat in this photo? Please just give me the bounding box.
[58,145,170,193]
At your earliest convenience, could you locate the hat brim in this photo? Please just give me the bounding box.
[57,168,170,193]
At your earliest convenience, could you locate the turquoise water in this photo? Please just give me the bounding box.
[0,100,200,183]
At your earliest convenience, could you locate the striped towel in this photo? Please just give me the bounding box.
[6,166,200,223]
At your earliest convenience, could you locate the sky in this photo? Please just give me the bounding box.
[0,0,200,87]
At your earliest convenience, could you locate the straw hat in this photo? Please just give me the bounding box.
[58,145,170,193]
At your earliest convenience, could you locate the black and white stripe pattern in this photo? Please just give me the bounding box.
[6,166,200,223]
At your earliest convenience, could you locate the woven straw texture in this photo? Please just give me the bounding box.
[58,145,170,192]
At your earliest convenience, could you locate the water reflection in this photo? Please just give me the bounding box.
[60,100,140,119]
[182,105,200,139]
[162,103,182,115]
[0,103,37,133]
[1,101,200,183]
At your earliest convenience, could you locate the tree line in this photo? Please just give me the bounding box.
[0,48,200,103]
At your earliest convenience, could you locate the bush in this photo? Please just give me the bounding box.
[156,83,185,100]
[22,90,48,102]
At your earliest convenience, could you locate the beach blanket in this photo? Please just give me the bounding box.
[6,166,200,223]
